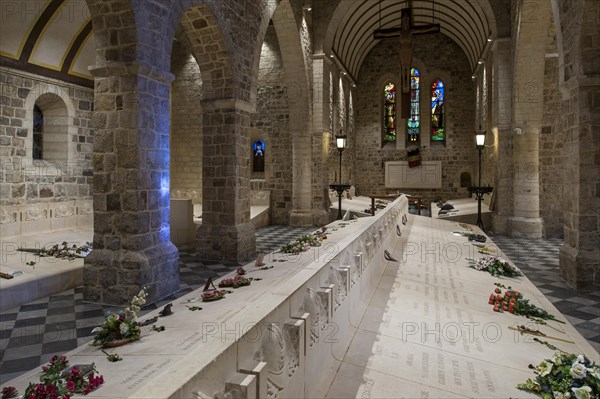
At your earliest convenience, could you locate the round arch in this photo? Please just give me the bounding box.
[322,0,497,78]
[23,84,76,168]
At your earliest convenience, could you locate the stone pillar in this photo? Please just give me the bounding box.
[559,76,600,290]
[507,0,549,239]
[288,120,314,227]
[308,56,330,227]
[197,99,256,261]
[492,39,513,234]
[84,62,180,305]
[508,130,543,237]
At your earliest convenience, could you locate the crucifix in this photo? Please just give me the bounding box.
[374,2,440,118]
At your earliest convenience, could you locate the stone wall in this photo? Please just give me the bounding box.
[557,0,600,290]
[254,24,292,225]
[0,67,93,207]
[539,25,564,238]
[170,40,203,204]
[353,33,476,203]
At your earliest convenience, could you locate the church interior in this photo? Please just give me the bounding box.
[0,0,599,398]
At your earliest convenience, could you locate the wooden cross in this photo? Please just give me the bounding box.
[374,4,440,118]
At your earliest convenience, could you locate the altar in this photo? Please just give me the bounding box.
[2,195,598,399]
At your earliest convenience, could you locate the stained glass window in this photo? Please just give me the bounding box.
[407,68,420,142]
[253,140,265,172]
[383,82,396,142]
[33,104,43,159]
[431,79,445,141]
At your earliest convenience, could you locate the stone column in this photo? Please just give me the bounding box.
[84,62,180,305]
[508,0,548,238]
[559,76,600,290]
[197,98,256,261]
[308,55,330,227]
[508,130,543,237]
[492,39,513,234]
[288,119,314,227]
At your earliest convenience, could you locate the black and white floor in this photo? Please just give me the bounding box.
[1,225,598,385]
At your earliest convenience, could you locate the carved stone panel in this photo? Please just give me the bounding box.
[254,322,302,399]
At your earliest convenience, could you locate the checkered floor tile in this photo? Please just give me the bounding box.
[255,225,317,253]
[2,227,598,385]
[490,235,600,354]
[0,225,314,384]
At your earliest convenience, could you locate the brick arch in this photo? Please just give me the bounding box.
[173,3,236,100]
[23,85,77,164]
[83,0,140,67]
[160,0,279,102]
[551,0,598,83]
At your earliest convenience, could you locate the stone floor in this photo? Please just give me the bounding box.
[0,225,315,384]
[490,234,600,352]
[0,224,598,386]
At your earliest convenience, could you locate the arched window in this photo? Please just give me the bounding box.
[253,139,265,172]
[407,68,420,143]
[383,82,396,142]
[431,79,445,142]
[31,93,69,163]
[33,104,43,159]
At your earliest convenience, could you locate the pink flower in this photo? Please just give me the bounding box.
[66,380,75,393]
[2,386,18,399]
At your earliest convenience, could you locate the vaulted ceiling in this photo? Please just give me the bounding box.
[0,0,498,89]
[329,0,497,79]
[0,0,95,86]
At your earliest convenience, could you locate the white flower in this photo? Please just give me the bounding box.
[590,366,600,380]
[553,353,564,366]
[576,355,587,364]
[554,392,571,399]
[537,360,554,377]
[571,386,592,399]
[119,322,130,336]
[570,363,588,379]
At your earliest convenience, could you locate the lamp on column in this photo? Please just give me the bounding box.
[330,134,351,220]
[472,129,493,230]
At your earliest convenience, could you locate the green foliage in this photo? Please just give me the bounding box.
[470,256,523,278]
[92,288,147,346]
[22,355,104,398]
[280,232,325,254]
[517,353,600,399]
[18,241,92,261]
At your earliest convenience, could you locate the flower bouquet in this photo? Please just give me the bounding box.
[280,232,324,254]
[92,288,147,347]
[18,241,92,261]
[517,353,600,399]
[488,287,564,323]
[14,355,104,399]
[218,276,251,288]
[470,256,522,278]
[2,387,18,399]
[201,289,227,302]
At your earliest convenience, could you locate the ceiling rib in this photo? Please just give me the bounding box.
[331,0,494,78]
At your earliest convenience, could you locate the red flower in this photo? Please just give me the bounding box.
[2,386,18,399]
[66,380,75,393]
